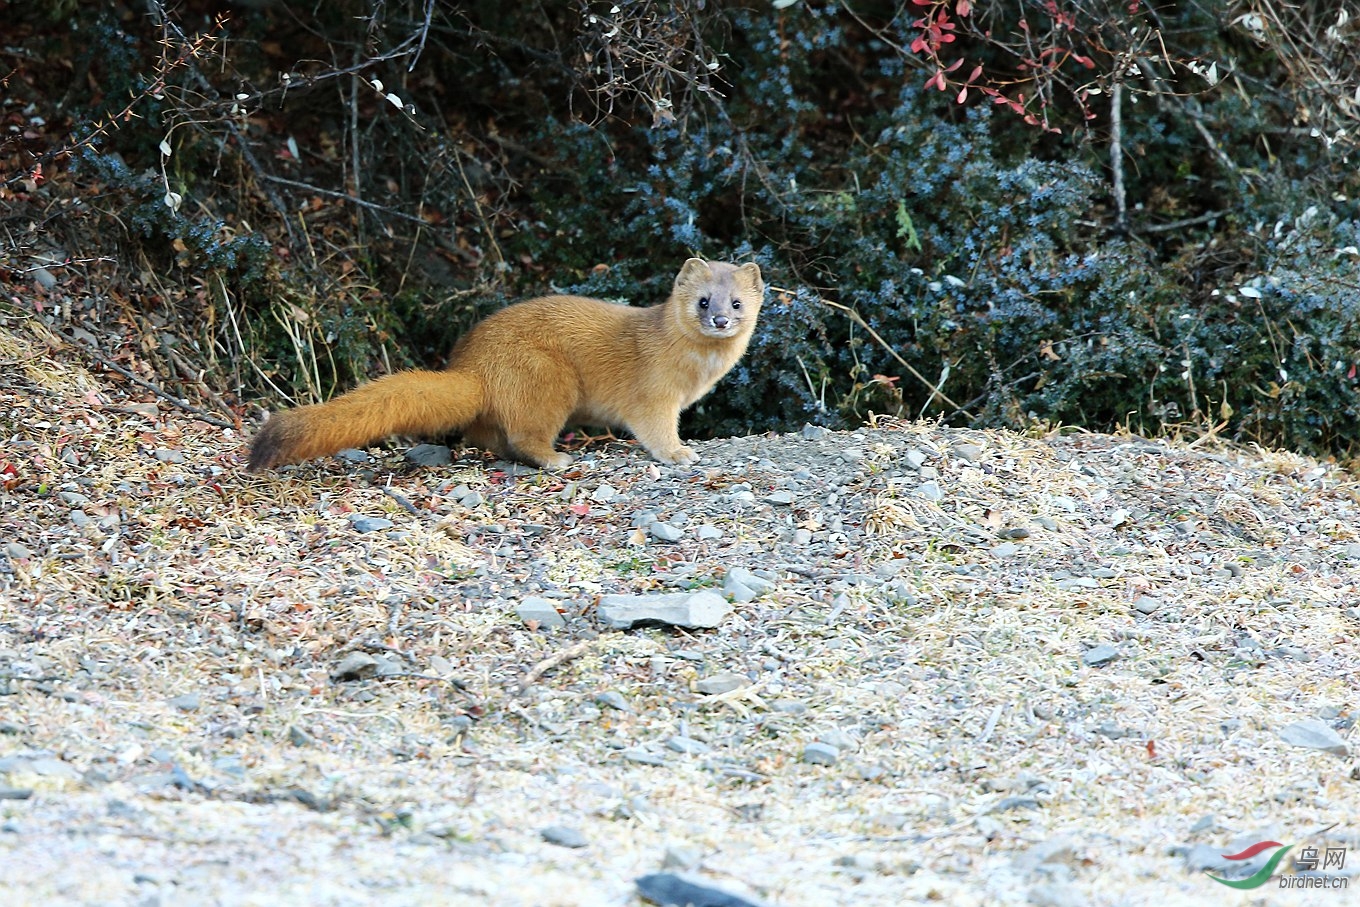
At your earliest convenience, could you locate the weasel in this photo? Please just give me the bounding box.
[247,259,764,470]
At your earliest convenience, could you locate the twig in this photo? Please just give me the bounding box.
[809,292,972,417]
[1110,80,1127,231]
[518,638,596,694]
[76,341,236,429]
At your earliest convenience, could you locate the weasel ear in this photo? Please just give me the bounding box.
[675,258,711,288]
[736,262,763,285]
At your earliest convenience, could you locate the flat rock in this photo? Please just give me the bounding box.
[1081,644,1120,667]
[723,567,775,603]
[649,522,684,542]
[540,825,588,848]
[516,596,566,629]
[694,672,748,695]
[1277,718,1350,756]
[597,591,731,630]
[405,443,452,466]
[348,515,393,533]
[635,873,765,907]
[802,742,839,766]
[330,651,379,682]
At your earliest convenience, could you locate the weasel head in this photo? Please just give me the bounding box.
[671,258,764,341]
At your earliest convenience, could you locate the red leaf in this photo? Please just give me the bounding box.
[968,64,984,83]
[956,0,972,15]
[944,56,965,72]
[957,87,969,103]
[568,503,591,516]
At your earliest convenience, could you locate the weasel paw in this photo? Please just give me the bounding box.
[657,445,700,466]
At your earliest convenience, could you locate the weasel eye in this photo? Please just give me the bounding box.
[732,301,742,309]
[698,297,710,309]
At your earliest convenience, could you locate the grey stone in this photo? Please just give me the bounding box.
[168,693,201,712]
[287,726,314,747]
[597,591,731,630]
[916,481,945,502]
[696,524,723,540]
[635,874,764,907]
[1081,644,1120,667]
[540,825,588,848]
[152,448,183,464]
[594,691,631,712]
[764,490,795,505]
[991,542,1020,558]
[952,442,983,462]
[516,596,566,629]
[792,528,813,545]
[724,567,775,603]
[661,844,704,871]
[590,483,617,503]
[904,449,928,470]
[802,742,840,766]
[3,543,32,560]
[666,735,711,755]
[1278,719,1350,756]
[405,444,451,466]
[1133,596,1163,615]
[330,651,379,682]
[649,522,684,542]
[801,423,828,440]
[1343,543,1360,559]
[335,448,369,464]
[348,515,393,533]
[694,672,748,695]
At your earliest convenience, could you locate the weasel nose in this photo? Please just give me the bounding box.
[712,316,730,330]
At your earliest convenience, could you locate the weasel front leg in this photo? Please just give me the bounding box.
[627,409,699,465]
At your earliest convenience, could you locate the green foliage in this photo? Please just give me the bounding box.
[44,0,1360,457]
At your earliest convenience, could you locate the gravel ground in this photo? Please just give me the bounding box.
[1,315,1358,906]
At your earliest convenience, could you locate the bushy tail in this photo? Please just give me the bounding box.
[247,369,485,470]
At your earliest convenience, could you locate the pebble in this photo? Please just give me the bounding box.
[287,726,314,747]
[661,844,703,871]
[802,742,840,766]
[1277,718,1350,756]
[3,542,32,560]
[635,874,763,907]
[903,449,927,470]
[590,483,617,503]
[666,735,711,755]
[594,691,631,712]
[764,490,795,506]
[649,522,684,542]
[168,693,201,712]
[1133,596,1163,615]
[152,449,184,464]
[800,424,828,440]
[348,515,393,533]
[335,448,369,464]
[990,543,1019,559]
[723,567,775,603]
[839,447,864,461]
[330,651,379,682]
[516,596,566,629]
[1344,543,1360,559]
[1000,527,1030,539]
[952,442,983,462]
[916,481,944,502]
[404,443,451,466]
[1081,644,1120,667]
[597,591,731,630]
[696,524,723,540]
[540,825,588,848]
[694,673,748,695]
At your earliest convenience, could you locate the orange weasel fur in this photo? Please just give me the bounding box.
[247,259,764,470]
